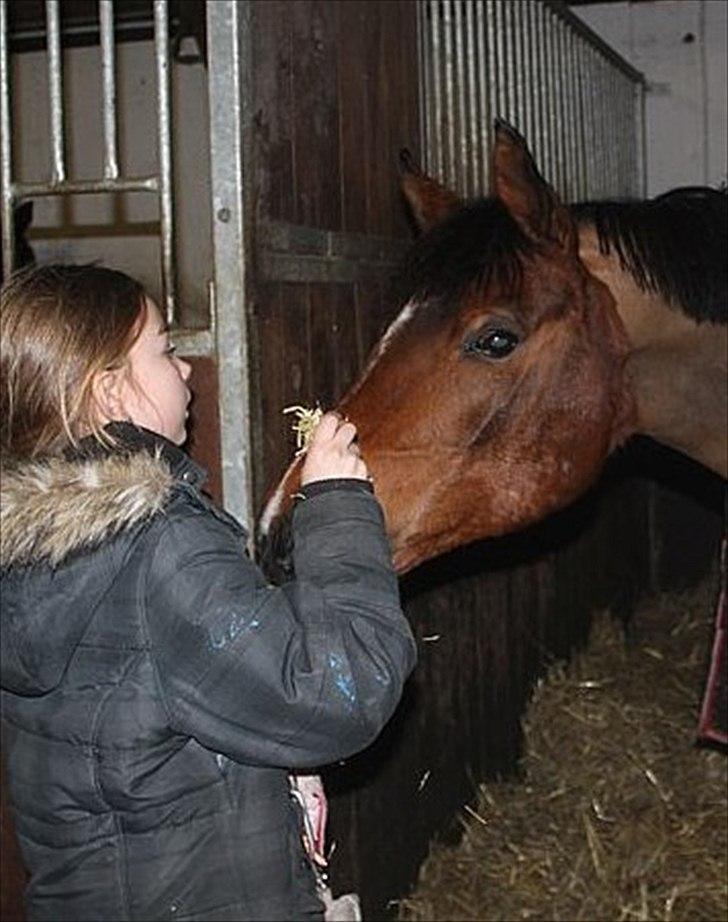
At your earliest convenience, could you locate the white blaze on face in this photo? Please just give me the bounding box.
[258,483,285,538]
[258,454,301,538]
[347,299,420,399]
[370,299,418,364]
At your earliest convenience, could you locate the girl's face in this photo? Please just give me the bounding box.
[117,299,192,444]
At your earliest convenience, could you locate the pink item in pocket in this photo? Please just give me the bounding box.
[290,773,329,867]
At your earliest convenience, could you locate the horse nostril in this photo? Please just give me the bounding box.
[258,513,295,584]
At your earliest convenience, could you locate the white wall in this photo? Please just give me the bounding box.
[10,41,212,327]
[573,0,727,196]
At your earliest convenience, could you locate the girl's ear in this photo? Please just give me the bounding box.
[91,367,127,423]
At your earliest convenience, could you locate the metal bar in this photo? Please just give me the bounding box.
[611,68,621,194]
[414,0,645,205]
[430,0,443,179]
[494,0,507,121]
[594,47,604,196]
[621,75,631,195]
[465,0,478,197]
[589,47,600,196]
[508,1,520,129]
[538,2,552,186]
[520,1,535,157]
[585,44,598,196]
[560,18,574,199]
[534,0,549,179]
[154,0,175,325]
[501,1,513,125]
[557,17,569,195]
[207,0,254,531]
[622,74,631,194]
[559,16,571,197]
[597,52,608,196]
[545,0,644,85]
[626,76,635,194]
[442,0,455,187]
[417,1,428,174]
[604,54,614,195]
[453,0,467,194]
[475,0,489,191]
[546,8,560,191]
[623,75,632,195]
[636,80,647,196]
[46,0,66,183]
[605,57,614,193]
[12,176,159,196]
[170,327,214,358]
[0,0,15,273]
[571,29,586,201]
[99,0,119,180]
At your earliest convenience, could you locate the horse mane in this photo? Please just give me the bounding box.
[399,199,536,308]
[572,187,727,325]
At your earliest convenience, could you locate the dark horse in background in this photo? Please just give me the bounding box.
[261,121,726,741]
[262,121,726,573]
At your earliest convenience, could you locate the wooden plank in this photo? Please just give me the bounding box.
[251,1,295,222]
[396,0,423,237]
[291,0,341,230]
[337,0,369,233]
[185,356,223,507]
[253,281,312,508]
[361,3,384,234]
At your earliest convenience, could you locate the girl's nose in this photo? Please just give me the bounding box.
[178,357,192,381]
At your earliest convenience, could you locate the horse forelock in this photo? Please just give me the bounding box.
[573,188,727,326]
[398,197,537,311]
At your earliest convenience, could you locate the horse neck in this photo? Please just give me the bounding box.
[579,227,727,478]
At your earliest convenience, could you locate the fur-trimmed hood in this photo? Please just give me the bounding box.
[1,452,174,569]
[1,426,203,697]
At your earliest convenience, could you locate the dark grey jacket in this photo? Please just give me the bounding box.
[0,425,416,922]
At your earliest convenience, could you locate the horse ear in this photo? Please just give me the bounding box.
[490,120,577,255]
[399,148,461,234]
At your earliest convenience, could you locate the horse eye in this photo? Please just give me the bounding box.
[464,328,520,360]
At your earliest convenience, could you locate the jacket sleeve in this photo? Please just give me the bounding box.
[143,488,417,770]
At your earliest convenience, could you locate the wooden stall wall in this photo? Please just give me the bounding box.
[247,0,420,502]
[242,3,724,919]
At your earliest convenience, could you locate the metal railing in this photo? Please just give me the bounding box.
[0,0,177,323]
[0,0,255,532]
[417,0,646,202]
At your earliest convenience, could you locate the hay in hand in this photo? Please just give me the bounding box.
[399,576,727,922]
[283,405,324,456]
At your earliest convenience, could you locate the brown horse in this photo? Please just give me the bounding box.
[260,121,727,575]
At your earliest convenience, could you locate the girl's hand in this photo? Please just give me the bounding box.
[300,412,369,485]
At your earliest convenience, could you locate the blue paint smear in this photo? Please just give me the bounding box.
[329,653,357,706]
[208,609,261,650]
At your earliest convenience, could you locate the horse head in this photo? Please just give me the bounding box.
[260,122,635,576]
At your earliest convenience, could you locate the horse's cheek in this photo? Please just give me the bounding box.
[589,301,636,450]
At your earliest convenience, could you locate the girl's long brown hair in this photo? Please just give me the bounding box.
[1,264,147,459]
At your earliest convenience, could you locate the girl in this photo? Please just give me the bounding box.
[0,264,416,922]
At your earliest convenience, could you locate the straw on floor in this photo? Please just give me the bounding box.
[399,576,727,922]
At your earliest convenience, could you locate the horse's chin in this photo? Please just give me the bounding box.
[392,530,469,574]
[392,546,423,575]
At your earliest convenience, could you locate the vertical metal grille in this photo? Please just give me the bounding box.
[418,0,646,201]
[0,0,177,323]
